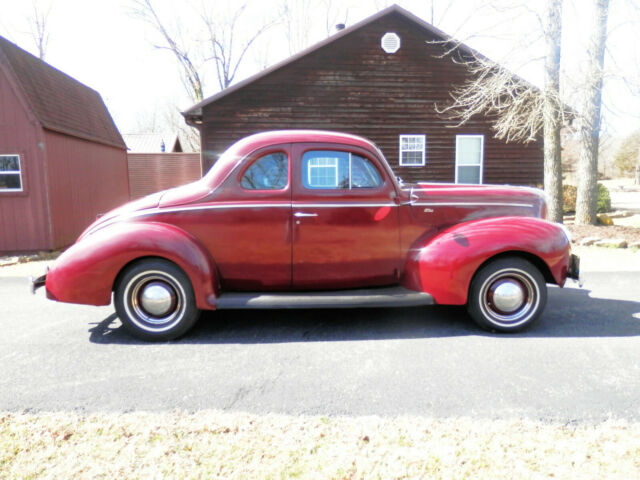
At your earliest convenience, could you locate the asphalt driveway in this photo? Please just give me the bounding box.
[1,257,639,421]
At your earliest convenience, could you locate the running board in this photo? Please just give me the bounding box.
[216,286,434,310]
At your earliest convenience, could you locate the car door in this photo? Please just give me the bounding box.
[291,143,401,290]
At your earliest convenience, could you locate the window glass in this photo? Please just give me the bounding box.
[399,135,426,166]
[302,150,382,189]
[0,155,22,191]
[457,137,482,165]
[241,152,288,190]
[455,136,483,184]
[457,166,481,184]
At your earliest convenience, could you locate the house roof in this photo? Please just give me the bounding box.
[123,133,182,153]
[182,4,496,122]
[0,36,126,149]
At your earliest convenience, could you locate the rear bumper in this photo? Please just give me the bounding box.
[568,253,580,281]
[29,273,47,294]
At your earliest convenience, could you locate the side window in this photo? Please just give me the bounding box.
[0,155,23,191]
[241,152,288,190]
[302,150,383,190]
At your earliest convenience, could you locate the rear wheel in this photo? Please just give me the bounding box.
[467,257,547,333]
[114,259,201,341]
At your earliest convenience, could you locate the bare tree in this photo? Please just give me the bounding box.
[201,3,278,90]
[131,0,204,103]
[435,2,569,220]
[542,0,564,222]
[279,0,315,55]
[28,0,52,60]
[436,54,549,143]
[575,0,610,225]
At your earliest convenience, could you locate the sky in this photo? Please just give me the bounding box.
[0,0,638,138]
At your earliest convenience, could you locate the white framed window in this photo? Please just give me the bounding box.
[399,135,426,166]
[0,154,23,191]
[455,135,484,184]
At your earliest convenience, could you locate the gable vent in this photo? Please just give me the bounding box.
[381,32,401,54]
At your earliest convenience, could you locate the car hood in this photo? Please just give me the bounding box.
[405,183,547,226]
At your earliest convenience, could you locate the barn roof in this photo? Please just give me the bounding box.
[0,36,126,149]
[123,133,183,153]
[182,4,499,123]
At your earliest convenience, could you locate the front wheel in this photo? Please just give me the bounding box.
[467,257,547,333]
[114,259,201,341]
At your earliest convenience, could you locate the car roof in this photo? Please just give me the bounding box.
[203,130,383,189]
[230,130,378,156]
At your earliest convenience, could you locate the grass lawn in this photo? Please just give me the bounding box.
[1,411,639,479]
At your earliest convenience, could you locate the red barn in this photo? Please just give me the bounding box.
[0,36,129,253]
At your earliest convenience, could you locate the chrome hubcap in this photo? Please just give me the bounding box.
[490,279,525,313]
[124,271,185,331]
[479,268,539,327]
[139,282,176,317]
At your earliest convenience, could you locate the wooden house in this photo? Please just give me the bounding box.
[183,5,543,186]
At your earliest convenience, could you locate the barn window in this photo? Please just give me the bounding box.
[0,154,22,191]
[455,135,484,184]
[241,152,288,190]
[302,150,382,189]
[399,135,426,166]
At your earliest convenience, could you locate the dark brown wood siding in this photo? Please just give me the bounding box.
[45,130,129,249]
[127,152,202,199]
[199,12,543,185]
[0,64,51,252]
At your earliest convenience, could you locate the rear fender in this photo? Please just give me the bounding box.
[401,216,571,305]
[45,222,219,310]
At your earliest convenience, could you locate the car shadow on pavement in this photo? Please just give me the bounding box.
[88,286,640,345]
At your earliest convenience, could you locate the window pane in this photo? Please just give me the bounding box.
[0,173,21,190]
[401,136,424,150]
[241,152,288,190]
[350,155,383,188]
[0,155,19,171]
[457,137,482,165]
[457,165,481,184]
[401,151,423,165]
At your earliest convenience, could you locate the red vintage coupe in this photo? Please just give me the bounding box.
[32,130,579,340]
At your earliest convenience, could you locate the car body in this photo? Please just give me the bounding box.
[34,130,579,340]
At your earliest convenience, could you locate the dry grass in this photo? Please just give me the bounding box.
[1,411,639,479]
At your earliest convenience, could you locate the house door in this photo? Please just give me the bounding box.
[291,144,401,290]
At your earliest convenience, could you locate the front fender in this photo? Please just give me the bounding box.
[45,221,219,310]
[401,217,571,305]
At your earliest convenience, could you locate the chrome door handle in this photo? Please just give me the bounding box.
[294,212,318,217]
